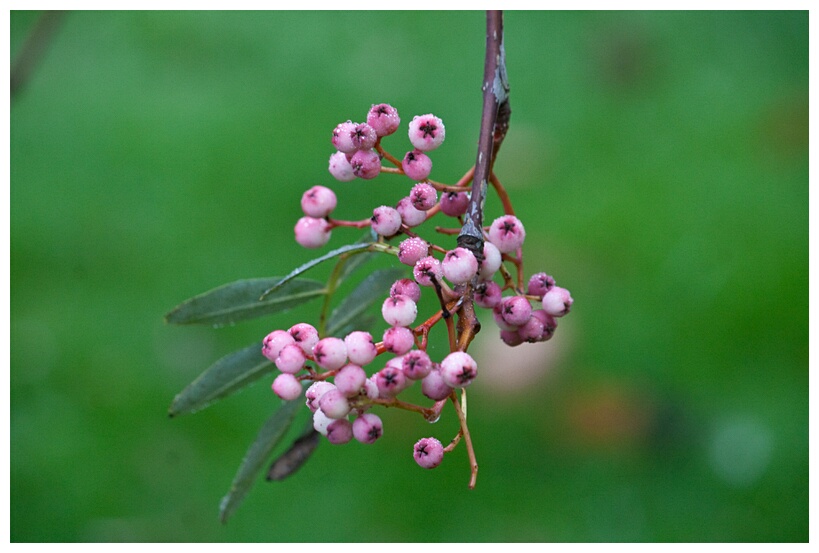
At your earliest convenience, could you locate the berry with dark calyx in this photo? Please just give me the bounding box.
[541,286,573,317]
[474,280,502,309]
[326,419,353,445]
[439,351,478,388]
[312,337,348,371]
[410,182,438,211]
[328,151,356,182]
[371,205,403,237]
[366,103,400,137]
[381,294,418,327]
[442,247,479,285]
[344,331,378,366]
[402,149,432,181]
[294,216,331,249]
[262,330,296,362]
[517,314,545,343]
[272,373,303,400]
[331,120,357,153]
[288,323,319,355]
[383,326,415,355]
[498,295,533,327]
[402,349,432,380]
[492,303,519,331]
[390,278,421,303]
[300,185,337,218]
[396,196,427,227]
[350,149,381,180]
[487,214,526,253]
[441,191,469,217]
[527,272,556,297]
[413,437,444,469]
[305,381,336,413]
[408,114,446,151]
[530,309,558,341]
[353,413,384,444]
[350,123,377,150]
[398,237,429,267]
[413,256,443,287]
[374,366,407,397]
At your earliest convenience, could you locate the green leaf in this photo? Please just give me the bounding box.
[266,425,320,481]
[168,342,272,417]
[326,267,406,336]
[219,398,302,524]
[165,277,326,327]
[259,242,375,300]
[335,229,379,284]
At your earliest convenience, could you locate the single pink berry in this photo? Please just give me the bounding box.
[441,191,469,217]
[334,364,367,397]
[474,280,502,309]
[305,381,336,413]
[326,419,353,445]
[288,323,319,356]
[390,278,421,303]
[328,151,356,182]
[541,286,573,317]
[344,331,378,366]
[374,366,407,397]
[410,182,438,211]
[402,149,432,181]
[312,337,348,371]
[353,413,383,444]
[366,103,401,137]
[531,309,558,341]
[383,326,415,355]
[500,329,524,347]
[488,215,526,253]
[262,330,296,362]
[528,272,556,297]
[413,256,443,287]
[517,315,545,343]
[313,408,333,436]
[294,216,331,249]
[413,437,444,469]
[440,351,478,388]
[381,294,418,327]
[371,205,403,237]
[478,241,502,280]
[318,388,351,419]
[402,350,432,380]
[442,247,479,285]
[350,149,381,180]
[350,123,377,150]
[408,113,445,151]
[300,185,337,218]
[492,303,520,331]
[331,120,357,153]
[275,343,307,374]
[421,365,454,401]
[398,237,429,266]
[396,196,427,227]
[271,373,302,400]
[499,295,533,327]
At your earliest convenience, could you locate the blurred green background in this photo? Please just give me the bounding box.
[10,10,808,542]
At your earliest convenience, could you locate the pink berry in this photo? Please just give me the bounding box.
[440,351,478,388]
[381,295,418,327]
[478,241,502,280]
[421,365,454,400]
[363,377,379,400]
[328,151,356,182]
[288,323,319,355]
[441,191,469,217]
[531,309,558,341]
[390,278,421,303]
[402,149,433,181]
[442,247,479,285]
[492,303,519,331]
[262,330,295,362]
[500,329,524,347]
[541,286,573,317]
[326,419,353,445]
[410,183,438,211]
[350,123,377,150]
[374,366,407,397]
[275,343,306,374]
[402,350,432,380]
[331,120,357,153]
[413,437,444,469]
[300,185,337,218]
[367,103,401,137]
[294,216,331,249]
[350,149,381,180]
[398,237,429,266]
[312,337,348,371]
[371,205,403,237]
[313,408,333,436]
[353,413,383,444]
[383,326,415,355]
[305,381,336,413]
[344,331,378,366]
[408,114,445,151]
[474,280,502,309]
[396,196,427,227]
[334,364,367,397]
[318,388,351,419]
[413,256,443,287]
[517,315,545,343]
[498,295,533,327]
[271,373,302,400]
[527,272,556,297]
[487,215,526,253]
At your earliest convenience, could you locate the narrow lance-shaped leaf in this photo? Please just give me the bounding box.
[168,342,272,417]
[326,267,406,337]
[219,398,302,524]
[165,277,326,327]
[335,229,379,285]
[266,424,320,482]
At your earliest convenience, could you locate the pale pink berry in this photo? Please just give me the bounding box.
[409,182,438,211]
[542,286,573,317]
[528,272,556,297]
[413,256,443,287]
[531,309,558,341]
[374,366,407,397]
[353,413,383,444]
[478,241,502,280]
[441,191,469,217]
[488,215,526,253]
[500,329,524,347]
[334,364,367,397]
[344,331,378,366]
[363,377,379,400]
[313,408,333,436]
[381,295,418,327]
[498,295,533,327]
[328,151,356,182]
[331,120,357,153]
[440,351,478,388]
[319,388,351,419]
[396,196,427,227]
[326,419,353,445]
[367,103,401,137]
[271,373,302,400]
[350,123,377,150]
[492,303,519,331]
[421,366,453,400]
[413,437,444,469]
[312,337,348,370]
[402,350,432,380]
[402,149,432,181]
[474,280,502,309]
[294,216,331,249]
[262,330,295,362]
[275,343,307,374]
[300,185,337,218]
[517,315,545,343]
[305,381,335,413]
[371,205,403,237]
[408,114,445,151]
[288,323,319,355]
[398,237,429,266]
[383,326,415,355]
[442,247,479,285]
[390,278,421,303]
[350,149,381,180]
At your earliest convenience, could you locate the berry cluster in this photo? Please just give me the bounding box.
[272,103,571,479]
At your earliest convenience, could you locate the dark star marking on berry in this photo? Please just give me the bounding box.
[419,122,437,138]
